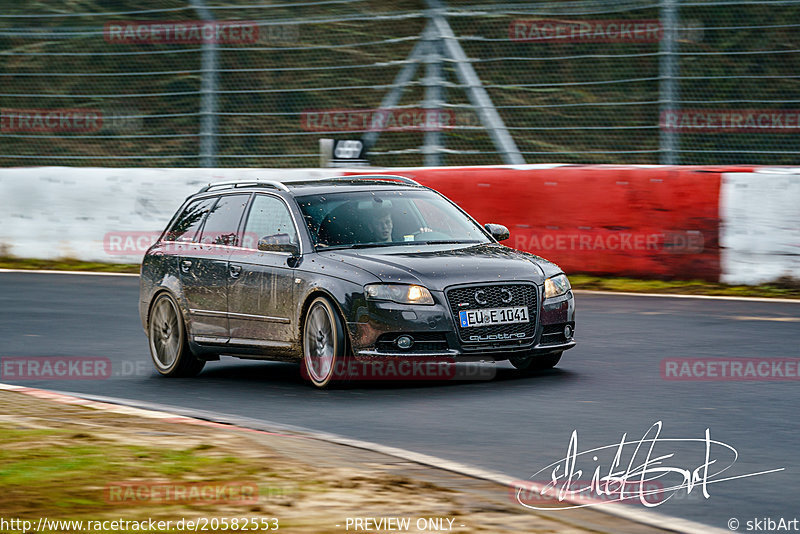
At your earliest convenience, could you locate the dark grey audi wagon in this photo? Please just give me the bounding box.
[139,175,575,387]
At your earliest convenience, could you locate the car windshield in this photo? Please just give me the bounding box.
[295,189,491,249]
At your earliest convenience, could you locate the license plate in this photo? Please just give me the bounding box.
[459,306,529,328]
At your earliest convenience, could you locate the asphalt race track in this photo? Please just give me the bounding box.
[2,271,799,531]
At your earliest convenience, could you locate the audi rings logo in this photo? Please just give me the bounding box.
[474,289,487,305]
[500,288,513,304]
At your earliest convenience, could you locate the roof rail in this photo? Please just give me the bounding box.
[198,180,289,194]
[327,174,421,187]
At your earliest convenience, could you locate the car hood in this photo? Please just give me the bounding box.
[318,243,563,291]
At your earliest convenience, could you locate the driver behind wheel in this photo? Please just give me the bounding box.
[365,207,393,243]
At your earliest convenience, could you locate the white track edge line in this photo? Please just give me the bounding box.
[0,383,729,534]
[0,268,138,277]
[572,289,800,304]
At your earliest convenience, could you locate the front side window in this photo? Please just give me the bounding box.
[295,189,490,249]
[163,197,216,243]
[197,194,250,246]
[242,194,298,250]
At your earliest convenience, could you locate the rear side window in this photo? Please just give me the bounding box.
[197,194,250,246]
[164,197,216,243]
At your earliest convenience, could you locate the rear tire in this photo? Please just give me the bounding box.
[148,293,205,377]
[509,351,562,375]
[301,296,350,388]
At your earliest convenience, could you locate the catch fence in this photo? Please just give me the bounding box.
[1,0,798,167]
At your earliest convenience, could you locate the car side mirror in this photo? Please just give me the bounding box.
[258,234,299,255]
[484,223,510,242]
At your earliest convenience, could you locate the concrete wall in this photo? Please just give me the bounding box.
[720,170,800,284]
[0,167,332,263]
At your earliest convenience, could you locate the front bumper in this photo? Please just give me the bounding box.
[347,288,576,360]
[354,340,575,359]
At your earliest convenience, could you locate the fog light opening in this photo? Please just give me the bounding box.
[396,335,414,350]
[564,325,573,339]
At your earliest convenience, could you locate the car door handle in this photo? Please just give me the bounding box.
[180,260,192,273]
[229,264,242,278]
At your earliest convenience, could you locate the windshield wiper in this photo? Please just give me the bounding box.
[421,239,481,245]
[317,242,417,251]
[317,240,481,250]
[348,242,422,249]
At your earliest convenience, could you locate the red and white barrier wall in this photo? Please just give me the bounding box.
[1,165,798,285]
[358,165,799,285]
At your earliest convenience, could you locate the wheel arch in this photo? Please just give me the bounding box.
[146,289,206,377]
[146,286,191,337]
[298,289,353,354]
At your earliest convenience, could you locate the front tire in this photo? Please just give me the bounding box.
[301,296,349,388]
[509,351,562,375]
[148,292,205,377]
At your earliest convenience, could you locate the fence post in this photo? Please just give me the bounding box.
[189,0,218,168]
[425,0,524,165]
[659,0,679,165]
[422,25,444,166]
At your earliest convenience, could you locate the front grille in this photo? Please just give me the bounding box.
[375,332,449,353]
[446,283,538,344]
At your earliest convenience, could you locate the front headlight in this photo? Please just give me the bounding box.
[365,283,435,305]
[544,274,571,299]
